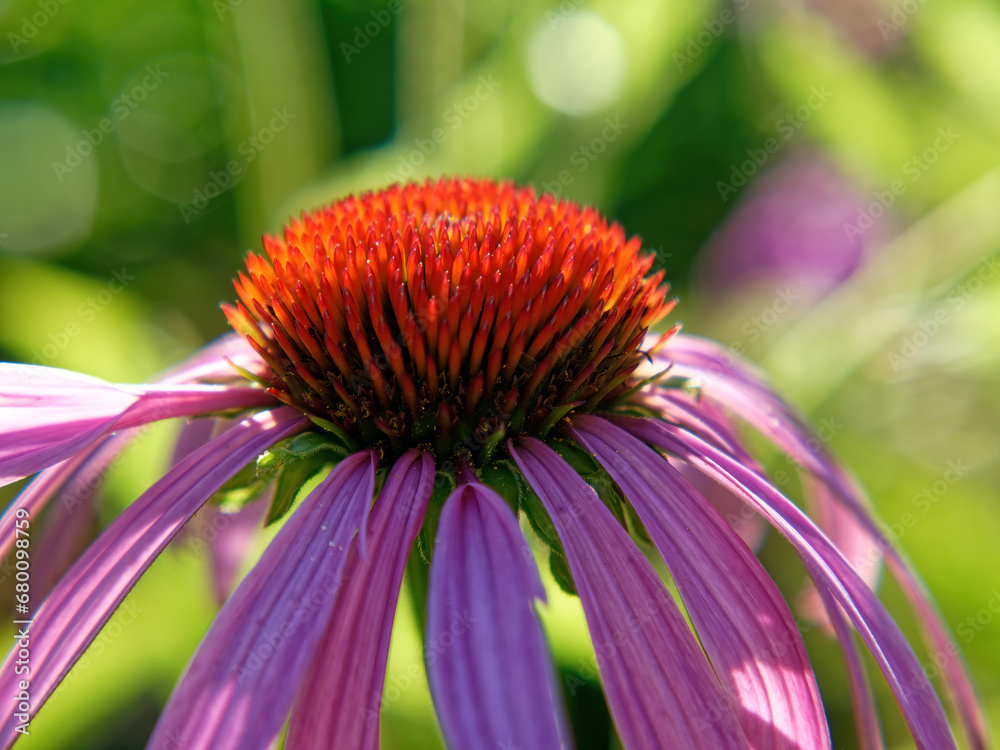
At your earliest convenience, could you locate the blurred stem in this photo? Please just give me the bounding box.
[397,0,465,126]
[762,167,1000,411]
[230,0,340,241]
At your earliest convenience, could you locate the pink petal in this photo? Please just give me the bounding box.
[0,408,305,746]
[114,384,278,431]
[624,417,958,750]
[0,364,139,486]
[572,415,829,749]
[287,449,435,749]
[424,480,570,750]
[29,431,137,599]
[0,363,277,487]
[0,336,267,556]
[812,578,885,750]
[510,438,747,750]
[149,450,377,750]
[0,435,119,565]
[640,390,769,549]
[660,335,884,590]
[662,336,988,749]
[797,474,882,630]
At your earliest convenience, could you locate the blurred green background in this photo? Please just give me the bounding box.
[1,0,999,747]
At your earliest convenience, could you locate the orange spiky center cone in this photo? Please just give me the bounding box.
[224,177,675,461]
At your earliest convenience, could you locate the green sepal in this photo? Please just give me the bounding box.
[414,470,456,565]
[256,430,344,483]
[549,438,600,476]
[475,460,522,514]
[264,452,333,527]
[404,548,431,643]
[211,460,268,513]
[226,360,272,388]
[520,491,560,551]
[307,415,360,451]
[622,498,654,547]
[549,547,577,596]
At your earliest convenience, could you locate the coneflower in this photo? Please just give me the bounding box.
[0,178,988,749]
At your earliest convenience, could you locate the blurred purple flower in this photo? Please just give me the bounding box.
[700,154,881,303]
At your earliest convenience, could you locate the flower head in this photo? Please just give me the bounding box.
[0,178,989,750]
[223,178,671,459]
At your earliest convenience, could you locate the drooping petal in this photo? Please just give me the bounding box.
[0,408,305,747]
[0,364,139,486]
[287,449,435,749]
[0,431,126,564]
[662,336,988,749]
[29,431,138,599]
[797,474,882,628]
[510,438,748,750]
[0,362,277,487]
[113,384,278,431]
[623,417,958,750]
[572,415,829,749]
[424,480,570,750]
[0,335,266,554]
[149,449,377,750]
[812,577,885,750]
[660,336,885,590]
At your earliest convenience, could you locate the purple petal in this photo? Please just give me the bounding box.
[812,578,885,750]
[662,335,988,749]
[0,408,305,746]
[572,415,829,749]
[149,449,377,750]
[797,474,882,629]
[0,435,119,564]
[0,363,277,487]
[0,364,139,486]
[424,480,570,750]
[29,431,138,599]
[510,438,747,750]
[0,336,267,555]
[286,450,435,749]
[622,417,958,750]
